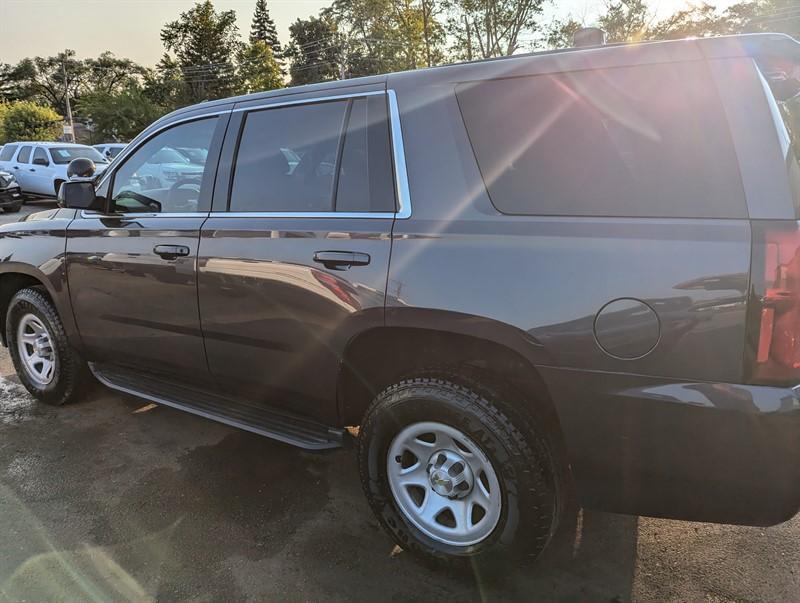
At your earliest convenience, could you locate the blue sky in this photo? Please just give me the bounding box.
[0,0,738,66]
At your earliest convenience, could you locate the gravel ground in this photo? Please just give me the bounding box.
[0,201,798,601]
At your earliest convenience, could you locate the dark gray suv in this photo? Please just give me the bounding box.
[1,33,799,568]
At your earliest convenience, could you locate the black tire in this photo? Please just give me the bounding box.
[358,375,563,570]
[2,203,22,213]
[54,180,64,197]
[6,287,88,405]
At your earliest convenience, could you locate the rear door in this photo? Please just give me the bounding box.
[13,145,33,192]
[198,88,398,423]
[29,146,55,196]
[66,112,229,380]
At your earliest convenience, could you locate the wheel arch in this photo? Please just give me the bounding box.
[337,318,569,473]
[0,268,63,347]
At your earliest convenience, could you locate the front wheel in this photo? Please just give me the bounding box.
[2,203,21,213]
[6,287,88,405]
[358,376,562,569]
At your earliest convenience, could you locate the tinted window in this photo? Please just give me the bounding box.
[17,146,32,164]
[33,147,48,164]
[111,117,217,213]
[336,96,396,212]
[457,61,746,218]
[0,145,18,161]
[231,101,347,212]
[49,146,107,165]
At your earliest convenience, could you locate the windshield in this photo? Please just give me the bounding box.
[49,146,108,165]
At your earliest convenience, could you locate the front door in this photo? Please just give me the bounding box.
[66,114,228,380]
[198,90,398,423]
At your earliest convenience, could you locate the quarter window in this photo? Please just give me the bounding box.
[110,118,218,213]
[16,146,32,164]
[456,61,746,218]
[230,95,396,213]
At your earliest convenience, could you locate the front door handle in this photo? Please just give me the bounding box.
[153,244,190,260]
[29,168,35,172]
[313,251,371,270]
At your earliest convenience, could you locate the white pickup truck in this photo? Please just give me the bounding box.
[0,142,109,198]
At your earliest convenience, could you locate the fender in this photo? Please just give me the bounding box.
[0,210,83,350]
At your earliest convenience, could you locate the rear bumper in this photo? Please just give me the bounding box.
[540,367,800,526]
[0,186,22,206]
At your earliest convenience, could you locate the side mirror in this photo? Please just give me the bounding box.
[58,180,101,210]
[32,157,49,167]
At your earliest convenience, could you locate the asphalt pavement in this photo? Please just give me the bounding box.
[0,199,799,601]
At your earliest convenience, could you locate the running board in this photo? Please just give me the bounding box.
[90,364,345,450]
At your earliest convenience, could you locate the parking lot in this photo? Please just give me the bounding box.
[0,201,799,602]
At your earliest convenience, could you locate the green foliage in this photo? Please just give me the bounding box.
[1,101,62,143]
[78,88,164,142]
[443,0,545,59]
[250,0,283,59]
[237,41,284,94]
[161,0,241,103]
[285,16,343,85]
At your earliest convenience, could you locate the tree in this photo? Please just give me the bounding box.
[285,16,343,85]
[84,52,149,95]
[544,17,583,49]
[443,0,546,60]
[161,0,241,103]
[598,0,652,43]
[1,101,62,142]
[250,0,283,60]
[237,40,284,93]
[78,88,164,142]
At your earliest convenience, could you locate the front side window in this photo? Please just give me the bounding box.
[110,118,218,213]
[17,146,32,164]
[0,145,18,161]
[229,95,396,213]
[457,61,746,218]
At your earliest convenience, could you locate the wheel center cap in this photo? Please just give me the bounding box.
[429,469,454,496]
[426,449,474,499]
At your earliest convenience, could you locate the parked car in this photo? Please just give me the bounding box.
[0,142,109,198]
[1,33,800,569]
[0,170,22,213]
[93,143,127,160]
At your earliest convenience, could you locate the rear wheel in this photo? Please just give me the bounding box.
[2,203,21,213]
[6,287,89,405]
[54,180,65,197]
[358,376,562,569]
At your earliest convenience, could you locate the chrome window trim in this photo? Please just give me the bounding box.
[80,211,209,219]
[84,88,412,221]
[207,211,397,219]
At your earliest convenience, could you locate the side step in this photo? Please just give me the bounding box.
[90,363,345,450]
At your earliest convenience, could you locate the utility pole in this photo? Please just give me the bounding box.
[62,56,75,143]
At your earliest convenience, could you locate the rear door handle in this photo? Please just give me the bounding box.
[153,244,190,259]
[313,251,371,270]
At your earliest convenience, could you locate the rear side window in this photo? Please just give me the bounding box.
[230,95,395,213]
[0,145,18,161]
[457,61,746,218]
[16,146,32,164]
[33,147,48,164]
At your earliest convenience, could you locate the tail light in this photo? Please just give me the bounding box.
[750,222,800,384]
